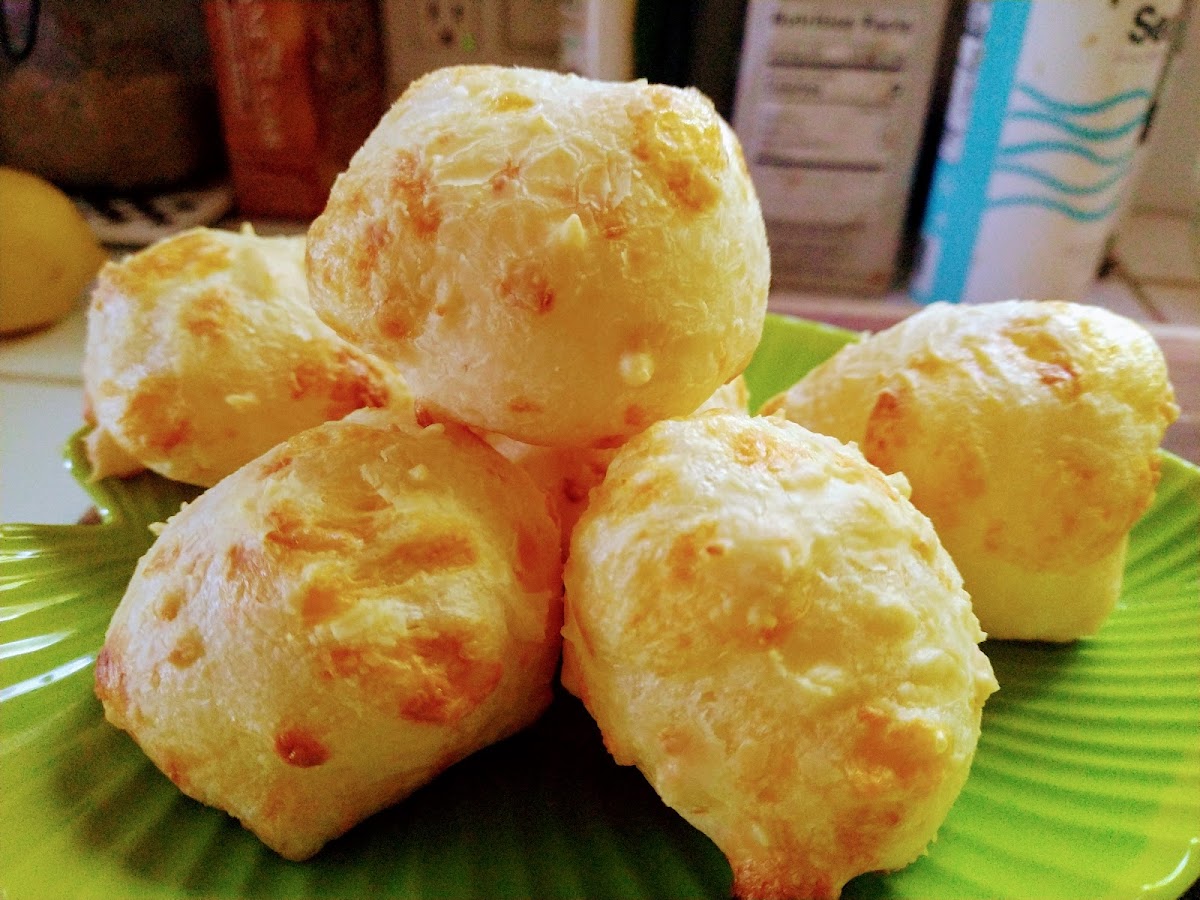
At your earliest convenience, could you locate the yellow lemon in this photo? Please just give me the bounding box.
[0,166,107,334]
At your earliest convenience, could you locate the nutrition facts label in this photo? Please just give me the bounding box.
[735,2,927,224]
[732,0,949,291]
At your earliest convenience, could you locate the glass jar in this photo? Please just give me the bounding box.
[202,0,386,219]
[0,0,223,190]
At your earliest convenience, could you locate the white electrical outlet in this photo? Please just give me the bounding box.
[379,0,562,100]
[417,0,482,52]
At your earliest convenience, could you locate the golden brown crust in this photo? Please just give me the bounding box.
[96,410,563,860]
[762,300,1180,641]
[82,226,411,487]
[482,432,615,559]
[562,414,997,899]
[307,66,769,446]
[479,375,751,556]
[695,374,751,416]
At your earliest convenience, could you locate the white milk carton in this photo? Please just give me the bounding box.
[911,0,1188,304]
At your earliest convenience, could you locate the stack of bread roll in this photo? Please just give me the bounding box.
[91,65,1176,898]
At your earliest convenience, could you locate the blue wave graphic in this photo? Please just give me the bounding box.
[996,140,1134,168]
[990,83,1148,224]
[986,193,1122,222]
[1015,83,1151,117]
[1008,109,1144,141]
[992,161,1130,196]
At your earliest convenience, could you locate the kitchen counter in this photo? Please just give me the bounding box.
[1,210,1196,524]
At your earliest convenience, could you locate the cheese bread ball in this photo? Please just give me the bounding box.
[307,65,770,447]
[562,414,997,900]
[481,375,750,555]
[483,432,615,558]
[696,373,751,415]
[83,226,409,487]
[762,300,1179,642]
[95,411,563,860]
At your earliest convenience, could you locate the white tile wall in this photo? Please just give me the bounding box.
[0,286,92,524]
[1142,285,1200,326]
[0,304,89,382]
[1112,212,1200,286]
[1124,2,1200,219]
[0,379,90,524]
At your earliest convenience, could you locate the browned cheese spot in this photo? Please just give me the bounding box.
[499,260,555,314]
[414,402,438,427]
[862,385,910,474]
[983,519,1006,553]
[381,533,477,578]
[225,541,270,583]
[851,705,941,792]
[397,634,504,724]
[624,405,652,429]
[287,362,318,403]
[120,376,193,454]
[949,444,987,501]
[141,540,183,577]
[157,589,186,622]
[731,845,837,900]
[508,397,544,414]
[274,727,331,768]
[167,628,204,668]
[667,521,721,587]
[730,428,804,473]
[181,287,233,341]
[288,351,392,419]
[909,352,949,377]
[657,725,693,757]
[630,86,725,214]
[595,204,629,240]
[513,525,556,593]
[351,490,391,514]
[300,583,347,627]
[620,470,673,515]
[1004,321,1082,399]
[108,231,232,294]
[258,451,295,480]
[491,159,521,194]
[352,218,392,290]
[161,752,194,790]
[384,307,422,340]
[490,91,535,112]
[321,635,503,726]
[390,150,442,239]
[265,504,354,554]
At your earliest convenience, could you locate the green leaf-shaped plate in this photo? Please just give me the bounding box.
[3,314,1198,899]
